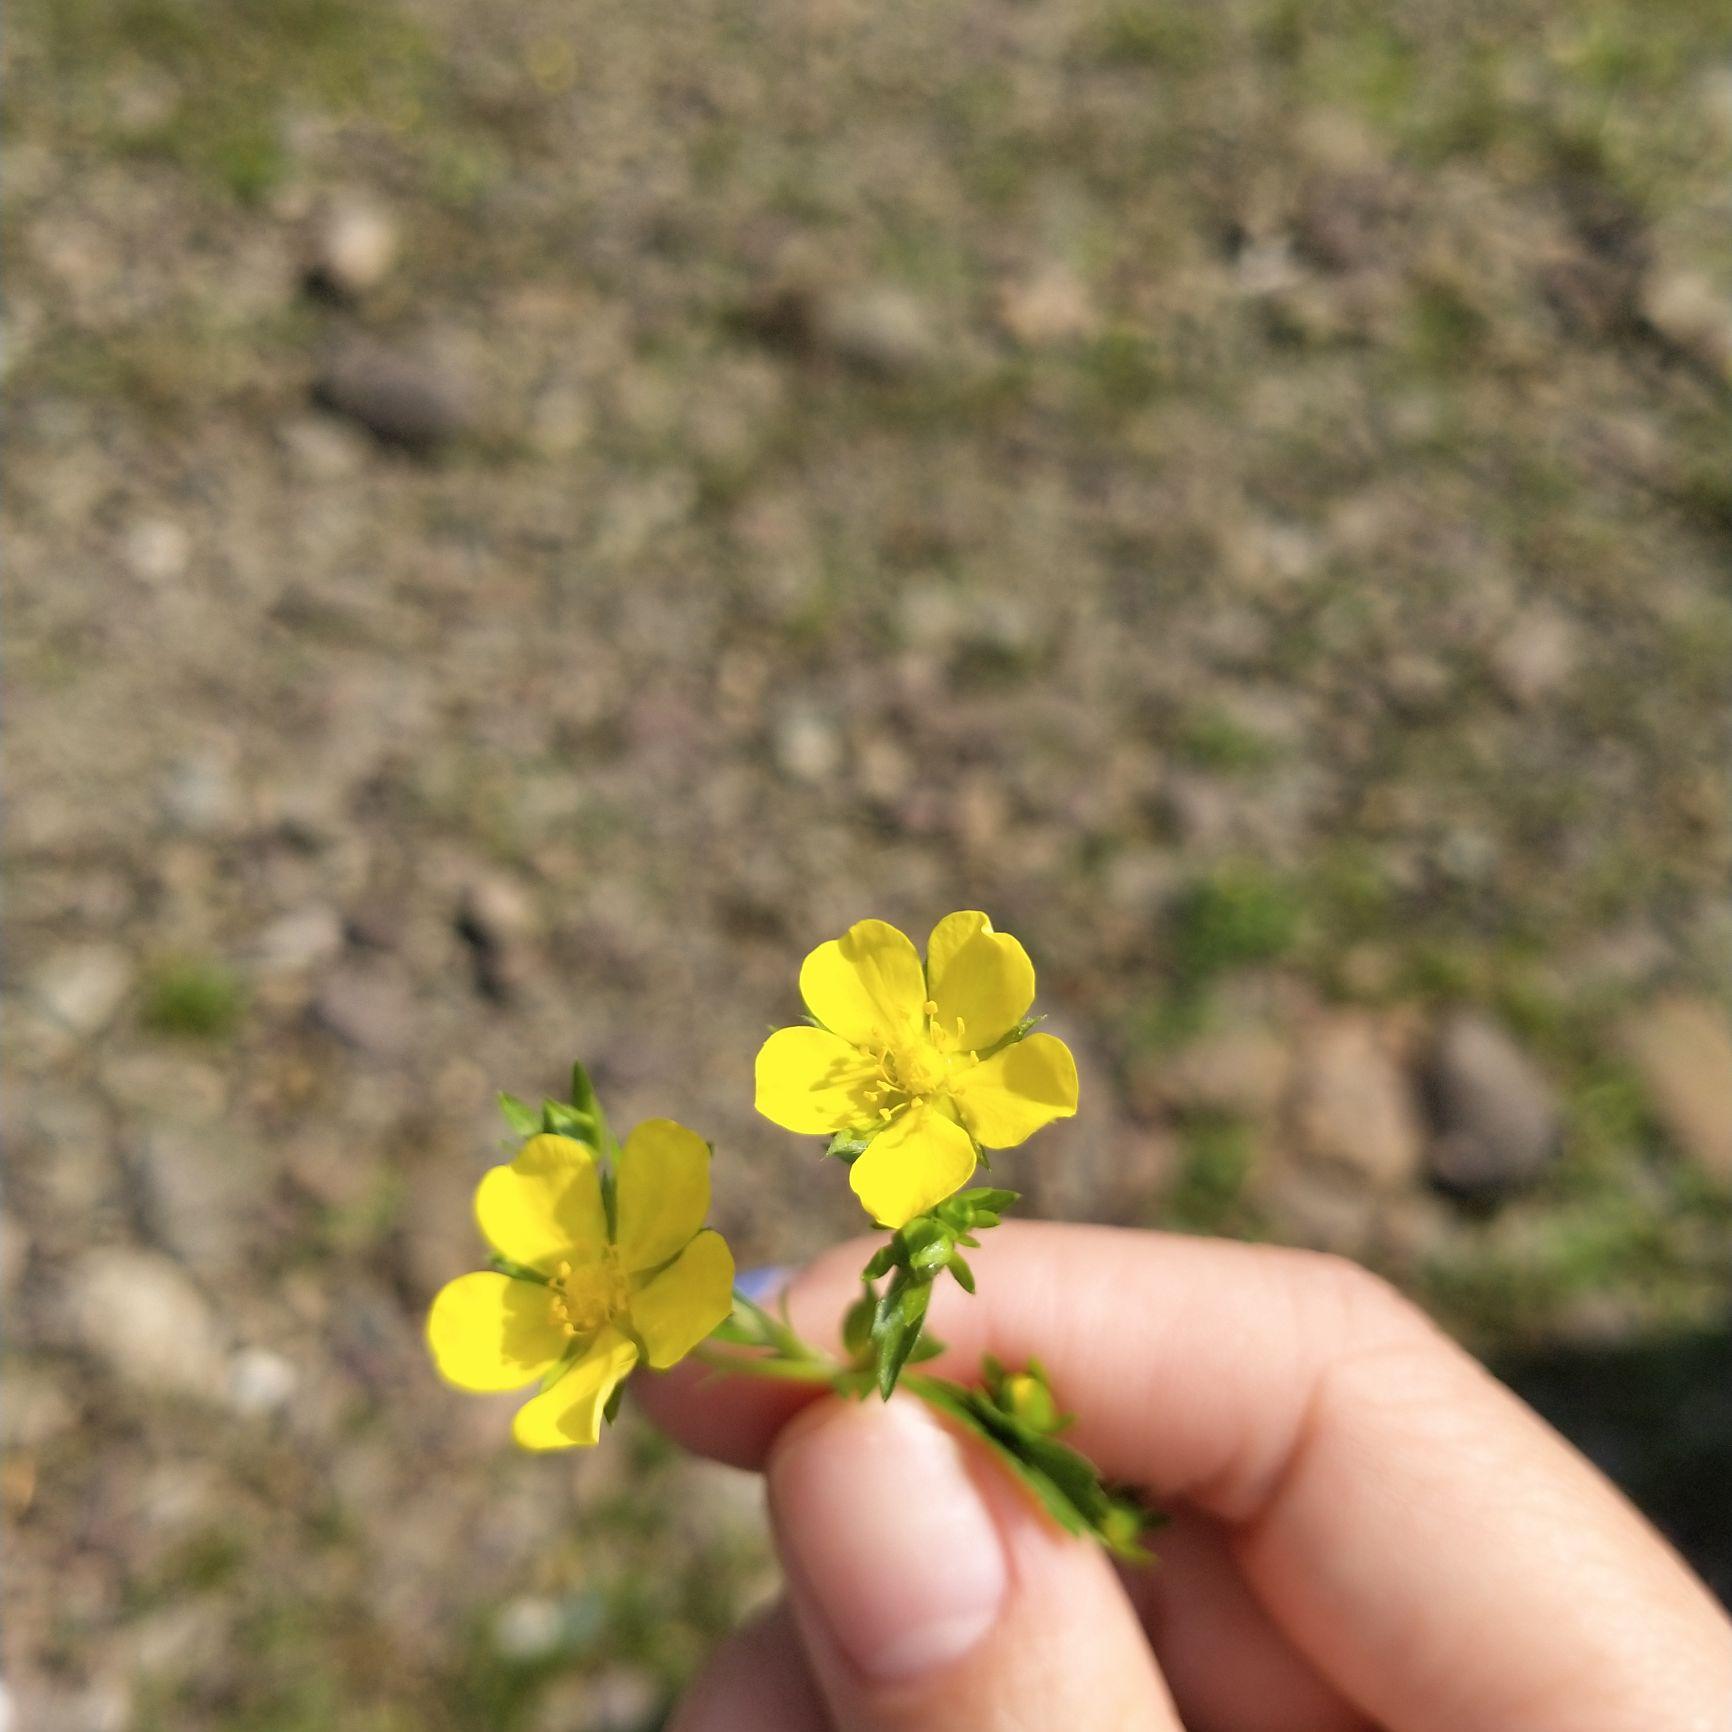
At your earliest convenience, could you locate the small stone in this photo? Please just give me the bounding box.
[121,518,191,585]
[1289,1015,1424,1188]
[492,1596,566,1662]
[1490,609,1579,708]
[456,874,538,1001]
[2,1364,75,1449]
[68,1248,226,1399]
[1257,1160,1380,1254]
[160,750,241,834]
[255,904,344,972]
[279,413,370,479]
[998,267,1098,346]
[817,286,942,378]
[305,196,399,298]
[1640,269,1732,381]
[1104,845,1177,917]
[1159,1026,1292,1121]
[131,1125,269,1277]
[1622,996,1732,1181]
[33,944,133,1036]
[457,874,538,947]
[312,966,418,1056]
[0,1210,24,1300]
[228,1347,300,1417]
[855,735,912,805]
[773,706,842,785]
[570,1668,661,1732]
[1421,1013,1561,1197]
[313,338,476,451]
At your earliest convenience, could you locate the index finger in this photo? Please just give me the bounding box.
[640,1223,1731,1732]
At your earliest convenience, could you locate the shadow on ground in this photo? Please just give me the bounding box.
[1502,1321,1732,1608]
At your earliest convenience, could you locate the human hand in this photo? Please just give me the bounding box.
[641,1224,1731,1732]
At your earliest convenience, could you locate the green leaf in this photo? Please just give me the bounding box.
[498,1092,540,1137]
[909,1372,1162,1562]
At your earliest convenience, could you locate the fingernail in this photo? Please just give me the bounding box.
[769,1398,1007,1681]
[734,1264,794,1303]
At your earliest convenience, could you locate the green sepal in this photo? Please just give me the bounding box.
[861,1242,898,1281]
[870,1274,931,1399]
[488,1255,552,1286]
[569,1060,617,1156]
[841,1284,876,1361]
[976,1015,1043,1061]
[601,1381,626,1427]
[826,1129,873,1162]
[541,1098,597,1139]
[499,1092,540,1138]
[537,1340,584,1393]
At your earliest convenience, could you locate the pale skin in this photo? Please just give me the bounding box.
[638,1224,1732,1732]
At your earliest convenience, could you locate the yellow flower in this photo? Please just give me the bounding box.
[426,1121,735,1450]
[755,912,1079,1228]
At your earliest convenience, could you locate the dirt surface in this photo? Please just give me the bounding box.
[7,0,1732,1725]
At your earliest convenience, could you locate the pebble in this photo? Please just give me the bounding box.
[457,873,538,947]
[121,518,191,585]
[313,338,476,451]
[1490,609,1578,708]
[131,1124,267,1277]
[312,966,418,1057]
[1622,996,1732,1182]
[305,196,399,298]
[160,750,241,834]
[997,266,1098,346]
[816,286,943,378]
[1288,1014,1424,1187]
[1640,269,1732,381]
[1421,1012,1561,1197]
[773,706,843,785]
[68,1248,226,1400]
[228,1347,300,1417]
[255,904,344,973]
[33,944,133,1036]
[1158,1026,1293,1121]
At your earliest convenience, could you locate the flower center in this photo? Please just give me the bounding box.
[549,1249,630,1338]
[887,1043,952,1097]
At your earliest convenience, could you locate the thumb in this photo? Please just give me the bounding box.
[766,1393,1181,1732]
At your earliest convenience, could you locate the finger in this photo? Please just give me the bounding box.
[768,1391,1182,1732]
[665,1599,831,1732]
[1119,1509,1373,1732]
[645,1224,1732,1732]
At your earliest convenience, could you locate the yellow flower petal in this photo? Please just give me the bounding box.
[951,1032,1078,1149]
[849,1104,977,1228]
[475,1133,608,1272]
[511,1327,639,1451]
[754,1026,878,1135]
[925,911,1036,1052]
[799,919,925,1050]
[628,1229,736,1368]
[613,1118,712,1273]
[426,1271,567,1392]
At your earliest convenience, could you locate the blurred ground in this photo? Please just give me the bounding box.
[7,0,1732,1725]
